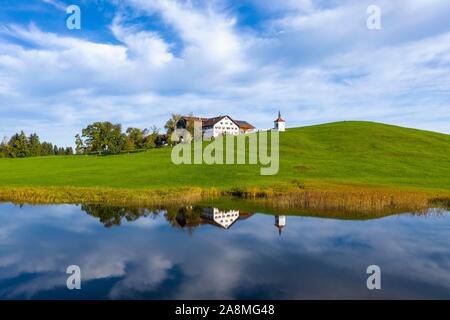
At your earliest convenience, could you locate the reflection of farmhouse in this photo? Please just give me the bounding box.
[177,115,256,139]
[166,206,254,231]
[202,208,240,229]
[275,215,286,235]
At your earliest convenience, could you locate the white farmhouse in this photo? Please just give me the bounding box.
[178,115,256,139]
[202,116,240,139]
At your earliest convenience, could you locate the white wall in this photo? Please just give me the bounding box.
[216,117,239,136]
[275,121,286,132]
[203,117,255,138]
[240,128,256,134]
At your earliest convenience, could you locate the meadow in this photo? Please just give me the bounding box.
[1,121,449,211]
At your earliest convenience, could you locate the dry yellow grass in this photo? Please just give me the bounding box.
[0,187,206,207]
[1,185,448,216]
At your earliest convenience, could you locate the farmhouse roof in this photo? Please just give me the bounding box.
[181,116,209,122]
[235,120,255,130]
[181,115,255,129]
[202,116,226,127]
[202,115,242,128]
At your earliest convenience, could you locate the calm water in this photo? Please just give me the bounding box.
[0,203,450,299]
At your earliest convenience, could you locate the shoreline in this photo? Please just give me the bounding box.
[1,185,449,215]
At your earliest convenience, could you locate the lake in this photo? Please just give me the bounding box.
[0,202,449,299]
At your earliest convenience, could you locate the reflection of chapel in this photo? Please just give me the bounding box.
[275,215,286,235]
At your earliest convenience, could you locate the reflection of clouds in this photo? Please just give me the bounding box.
[126,214,166,229]
[200,212,450,298]
[0,253,20,268]
[174,242,250,299]
[277,214,450,297]
[109,255,173,299]
[4,274,66,299]
[0,204,450,299]
[0,204,98,237]
[0,225,15,240]
[77,249,128,281]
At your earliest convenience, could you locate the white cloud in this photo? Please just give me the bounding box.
[42,0,67,11]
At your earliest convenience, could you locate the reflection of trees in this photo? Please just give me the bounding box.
[80,204,253,231]
[80,204,160,228]
[80,204,205,229]
[165,206,204,234]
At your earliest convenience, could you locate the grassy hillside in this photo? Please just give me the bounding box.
[0,121,449,193]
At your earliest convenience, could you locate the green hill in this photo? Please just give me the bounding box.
[0,121,449,195]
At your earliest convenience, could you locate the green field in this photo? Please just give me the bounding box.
[0,121,449,193]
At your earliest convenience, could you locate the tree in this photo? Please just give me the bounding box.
[123,137,135,152]
[144,126,160,149]
[143,134,156,149]
[41,142,54,156]
[58,147,65,155]
[125,127,147,151]
[8,131,29,158]
[78,122,125,154]
[164,114,182,136]
[65,147,74,155]
[28,133,41,157]
[184,112,196,137]
[0,131,72,158]
[75,134,85,154]
[0,137,8,158]
[164,114,182,146]
[123,127,160,151]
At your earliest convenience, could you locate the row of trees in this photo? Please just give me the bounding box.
[74,122,169,154]
[0,115,182,158]
[0,131,73,158]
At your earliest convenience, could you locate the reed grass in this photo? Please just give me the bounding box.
[0,186,206,207]
[1,185,448,217]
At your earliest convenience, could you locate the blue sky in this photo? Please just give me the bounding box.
[0,0,449,146]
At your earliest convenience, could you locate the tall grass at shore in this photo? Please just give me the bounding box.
[0,187,208,207]
[1,185,448,217]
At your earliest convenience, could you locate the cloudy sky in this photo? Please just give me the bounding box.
[0,0,449,146]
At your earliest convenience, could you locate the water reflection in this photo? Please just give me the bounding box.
[0,203,449,299]
[81,204,160,228]
[275,216,286,236]
[202,208,241,229]
[80,204,288,236]
[81,204,261,232]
